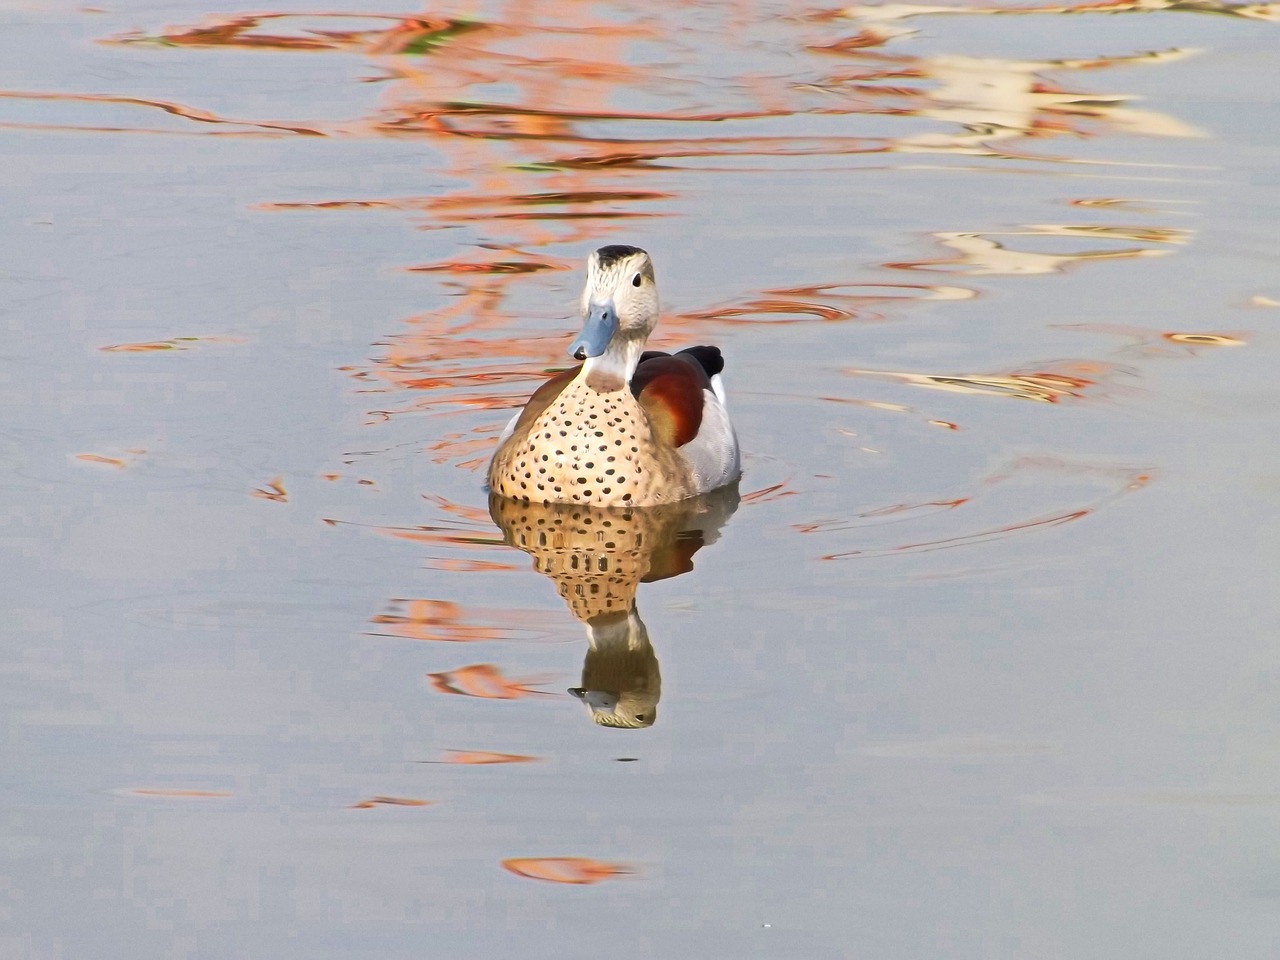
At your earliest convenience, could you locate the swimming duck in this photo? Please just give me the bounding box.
[487,245,741,507]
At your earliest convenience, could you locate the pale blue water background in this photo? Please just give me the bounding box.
[3,1,1280,957]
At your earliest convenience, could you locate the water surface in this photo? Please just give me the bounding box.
[3,1,1280,957]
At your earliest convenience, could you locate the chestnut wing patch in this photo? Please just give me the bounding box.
[641,529,706,582]
[631,353,711,448]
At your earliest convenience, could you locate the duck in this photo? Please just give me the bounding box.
[487,244,740,507]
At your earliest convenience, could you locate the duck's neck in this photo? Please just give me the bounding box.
[582,336,645,393]
[583,607,649,651]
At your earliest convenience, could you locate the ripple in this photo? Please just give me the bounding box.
[801,458,1152,559]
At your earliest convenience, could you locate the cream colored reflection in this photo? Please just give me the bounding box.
[896,223,1190,276]
[489,487,738,728]
[823,45,1203,156]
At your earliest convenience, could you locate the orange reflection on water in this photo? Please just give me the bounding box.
[376,521,508,552]
[682,297,855,325]
[349,795,432,809]
[369,598,559,643]
[501,857,631,885]
[677,281,973,328]
[847,360,1122,404]
[251,477,289,503]
[357,273,577,439]
[100,338,193,352]
[99,336,244,352]
[331,500,517,571]
[76,448,147,468]
[0,89,322,136]
[120,788,232,799]
[75,453,127,468]
[427,663,556,699]
[428,558,522,573]
[107,12,472,53]
[431,750,537,765]
[265,191,670,235]
[741,481,800,505]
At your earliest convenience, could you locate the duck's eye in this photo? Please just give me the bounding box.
[631,273,642,288]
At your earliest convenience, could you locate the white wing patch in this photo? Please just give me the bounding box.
[710,373,728,407]
[678,387,741,493]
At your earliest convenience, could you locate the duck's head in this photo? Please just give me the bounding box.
[568,607,660,729]
[569,245,659,364]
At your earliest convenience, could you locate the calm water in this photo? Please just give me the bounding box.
[4,1,1280,957]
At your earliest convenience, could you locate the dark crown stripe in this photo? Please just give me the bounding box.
[595,244,646,267]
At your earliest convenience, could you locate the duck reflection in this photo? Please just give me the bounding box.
[488,485,738,728]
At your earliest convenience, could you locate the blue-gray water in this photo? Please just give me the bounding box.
[3,1,1280,957]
